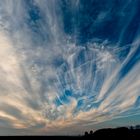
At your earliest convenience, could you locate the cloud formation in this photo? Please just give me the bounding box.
[0,0,140,135]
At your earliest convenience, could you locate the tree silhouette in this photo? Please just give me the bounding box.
[89,130,93,135]
[84,131,88,136]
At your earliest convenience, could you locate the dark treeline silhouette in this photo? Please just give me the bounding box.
[84,125,140,138]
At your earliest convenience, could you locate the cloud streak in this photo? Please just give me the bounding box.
[0,0,140,135]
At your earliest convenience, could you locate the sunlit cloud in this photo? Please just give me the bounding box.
[0,0,140,135]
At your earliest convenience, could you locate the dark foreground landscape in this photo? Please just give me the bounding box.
[44,125,140,139]
[83,126,140,138]
[7,125,140,139]
[44,126,140,139]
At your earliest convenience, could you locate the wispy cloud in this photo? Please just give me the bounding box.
[0,0,140,135]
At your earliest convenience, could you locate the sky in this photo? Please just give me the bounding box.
[0,0,140,135]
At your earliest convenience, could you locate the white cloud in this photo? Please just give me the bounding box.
[0,0,140,135]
